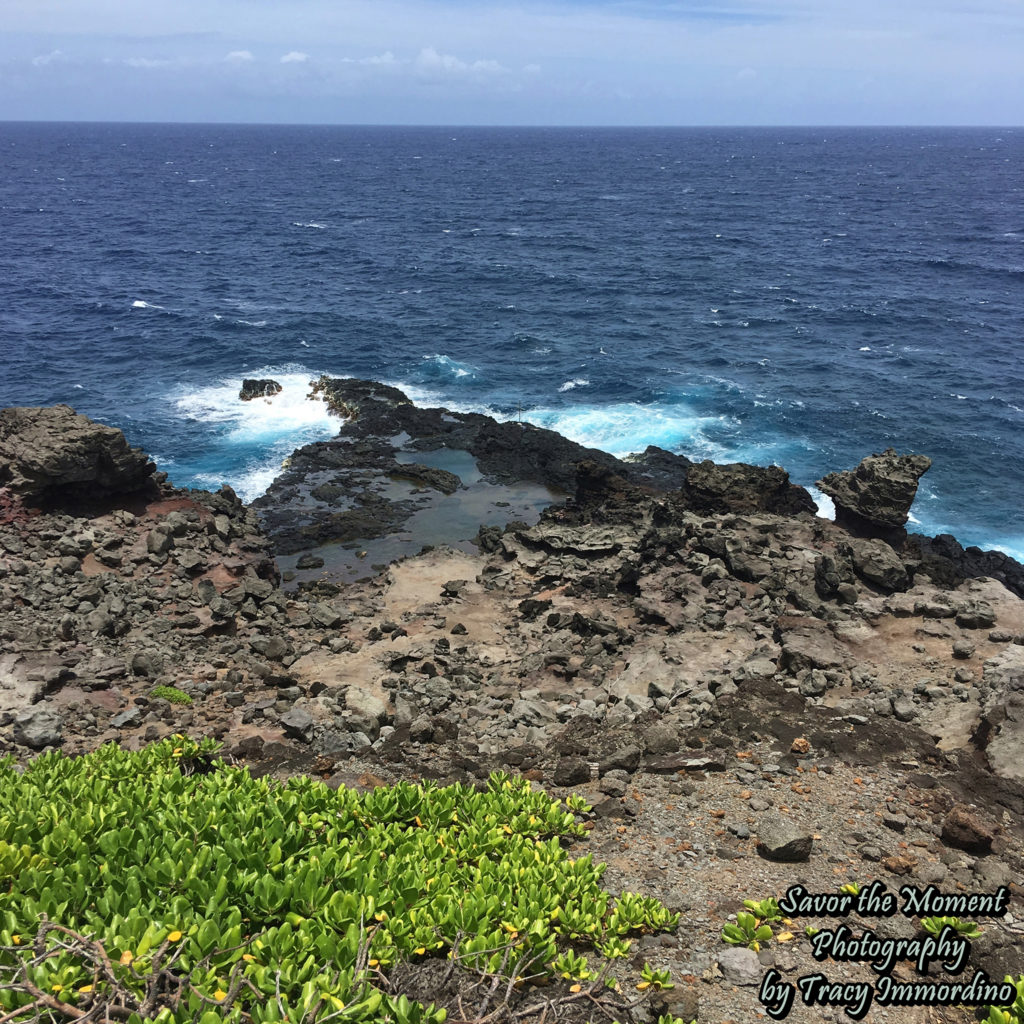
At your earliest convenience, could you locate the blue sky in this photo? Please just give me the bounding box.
[2,0,1022,125]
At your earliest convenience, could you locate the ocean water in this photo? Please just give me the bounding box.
[1,122,1022,559]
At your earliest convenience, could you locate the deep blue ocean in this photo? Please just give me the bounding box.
[2,123,1022,559]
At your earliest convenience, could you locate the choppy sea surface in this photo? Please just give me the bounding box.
[1,123,1022,558]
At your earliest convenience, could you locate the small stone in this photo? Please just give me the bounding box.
[553,756,591,787]
[952,639,976,659]
[756,813,813,862]
[279,706,315,743]
[599,775,628,798]
[941,804,996,854]
[717,946,761,987]
[146,530,173,555]
[891,695,917,722]
[110,707,143,730]
[790,737,811,755]
[882,855,917,876]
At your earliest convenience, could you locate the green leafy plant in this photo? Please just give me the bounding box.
[149,686,193,706]
[636,963,674,991]
[742,897,782,923]
[552,949,591,981]
[920,915,981,939]
[985,975,1024,1024]
[722,912,773,951]
[0,740,680,1023]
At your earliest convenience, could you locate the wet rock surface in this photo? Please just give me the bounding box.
[1,387,1023,1024]
[239,378,283,401]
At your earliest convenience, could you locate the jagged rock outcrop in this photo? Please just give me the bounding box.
[817,448,931,533]
[239,378,283,401]
[682,460,816,517]
[0,406,155,503]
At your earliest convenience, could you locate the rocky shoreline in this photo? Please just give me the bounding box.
[1,384,1022,1023]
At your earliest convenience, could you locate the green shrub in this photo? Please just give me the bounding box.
[986,975,1024,1024]
[0,741,679,1023]
[149,686,193,706]
[919,915,981,939]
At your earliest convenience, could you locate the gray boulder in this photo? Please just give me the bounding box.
[847,537,909,592]
[717,946,762,986]
[12,707,63,749]
[756,812,813,861]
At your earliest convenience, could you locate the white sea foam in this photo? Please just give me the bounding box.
[807,486,836,520]
[524,402,717,458]
[557,378,590,392]
[172,367,341,501]
[131,300,164,310]
[859,346,871,351]
[421,354,477,379]
[293,221,326,229]
[174,368,337,434]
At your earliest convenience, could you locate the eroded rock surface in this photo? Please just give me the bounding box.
[817,447,931,532]
[0,406,155,502]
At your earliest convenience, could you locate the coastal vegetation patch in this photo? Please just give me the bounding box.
[0,738,681,1023]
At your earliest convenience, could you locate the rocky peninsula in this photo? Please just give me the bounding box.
[1,381,1022,1023]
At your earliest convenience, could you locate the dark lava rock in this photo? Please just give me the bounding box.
[683,460,816,516]
[0,405,155,502]
[909,533,1024,600]
[817,448,931,533]
[940,803,996,854]
[391,463,460,494]
[110,707,143,730]
[280,706,315,743]
[553,756,592,787]
[239,378,283,401]
[755,812,814,861]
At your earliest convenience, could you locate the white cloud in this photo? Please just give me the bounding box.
[224,49,254,62]
[280,50,308,63]
[340,51,399,66]
[31,49,64,66]
[124,56,172,68]
[414,46,507,79]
